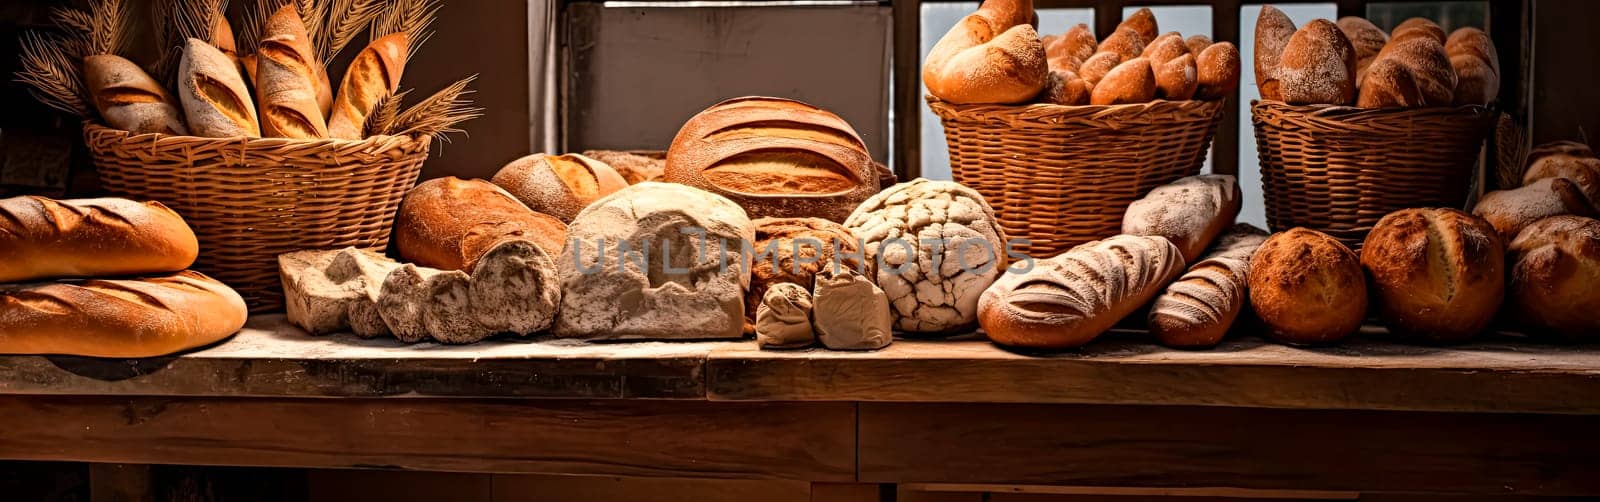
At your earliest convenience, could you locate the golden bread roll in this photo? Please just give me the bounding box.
[1154,53,1199,100]
[1253,5,1297,101]
[1046,23,1097,72]
[491,153,628,223]
[1335,16,1388,87]
[328,33,408,139]
[1089,57,1156,105]
[1142,32,1189,66]
[1248,228,1367,345]
[1195,42,1241,100]
[0,271,247,358]
[1378,37,1456,106]
[1507,215,1600,341]
[1119,7,1160,42]
[1078,51,1122,87]
[922,0,1047,104]
[1185,34,1213,56]
[1356,57,1423,108]
[1277,19,1357,105]
[1445,27,1499,106]
[1359,208,1504,342]
[1098,27,1148,61]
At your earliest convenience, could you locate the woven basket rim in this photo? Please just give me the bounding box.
[927,95,1224,125]
[1250,99,1494,119]
[82,121,428,149]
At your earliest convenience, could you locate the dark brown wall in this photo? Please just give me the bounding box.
[1529,0,1600,147]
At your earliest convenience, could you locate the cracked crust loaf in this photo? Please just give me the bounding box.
[1360,208,1504,342]
[1248,228,1367,345]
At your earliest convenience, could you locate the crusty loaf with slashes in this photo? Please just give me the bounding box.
[979,234,1185,350]
[0,271,246,358]
[1149,224,1268,348]
[84,54,188,135]
[1360,208,1504,342]
[664,96,879,222]
[394,177,568,272]
[255,4,328,138]
[0,196,198,284]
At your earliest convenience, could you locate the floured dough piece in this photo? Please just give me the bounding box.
[756,282,816,349]
[812,267,893,351]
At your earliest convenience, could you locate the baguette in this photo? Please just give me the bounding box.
[83,54,188,135]
[179,38,260,137]
[255,4,329,138]
[1149,226,1268,348]
[979,235,1185,349]
[328,33,409,139]
[0,271,246,358]
[0,196,199,284]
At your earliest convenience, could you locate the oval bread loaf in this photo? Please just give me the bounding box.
[1335,16,1387,87]
[0,196,199,284]
[1195,42,1241,100]
[1046,23,1097,72]
[1121,174,1241,264]
[1507,215,1600,341]
[394,177,568,272]
[492,153,628,223]
[922,0,1047,104]
[1277,19,1356,106]
[0,271,247,358]
[1090,57,1156,105]
[1149,225,1268,348]
[1522,153,1600,204]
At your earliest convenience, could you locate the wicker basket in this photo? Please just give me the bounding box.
[929,97,1225,257]
[84,123,429,312]
[1251,100,1496,249]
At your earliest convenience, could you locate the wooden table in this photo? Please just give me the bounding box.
[0,315,1596,499]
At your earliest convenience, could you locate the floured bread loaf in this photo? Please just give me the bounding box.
[844,179,1007,334]
[556,182,754,340]
[1120,7,1160,42]
[979,234,1185,349]
[492,153,628,223]
[1090,57,1156,105]
[922,0,1047,104]
[1041,69,1091,105]
[84,55,188,135]
[278,248,401,337]
[1098,27,1148,61]
[745,218,863,335]
[1360,208,1504,342]
[664,97,879,222]
[1446,27,1498,106]
[1122,174,1241,264]
[756,283,816,349]
[1336,16,1388,87]
[1154,53,1199,101]
[1142,33,1189,66]
[0,271,246,358]
[1277,19,1356,105]
[1186,35,1213,56]
[1248,228,1366,345]
[0,196,199,284]
[1253,5,1297,101]
[1473,178,1598,241]
[582,150,666,185]
[1508,215,1600,341]
[1391,17,1445,45]
[1195,42,1241,100]
[812,267,893,350]
[1523,151,1600,205]
[1377,36,1456,106]
[1149,224,1268,348]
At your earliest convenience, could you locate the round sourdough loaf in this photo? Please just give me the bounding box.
[0,271,246,357]
[0,196,199,284]
[1359,208,1504,342]
[1508,215,1600,341]
[394,177,568,272]
[491,153,627,223]
[1248,227,1367,345]
[664,97,878,222]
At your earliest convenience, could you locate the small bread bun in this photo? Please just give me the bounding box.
[1155,53,1199,101]
[491,153,628,223]
[1523,153,1600,204]
[1248,228,1367,345]
[1046,23,1097,72]
[923,4,1049,105]
[1336,16,1388,87]
[1391,17,1446,45]
[1099,27,1148,61]
[1507,215,1600,341]
[1277,19,1356,106]
[1253,5,1297,101]
[1185,34,1213,56]
[1090,57,1156,105]
[1040,69,1091,105]
[1445,27,1499,106]
[1120,7,1160,42]
[1446,27,1500,75]
[1472,178,1599,240]
[1356,57,1423,108]
[1079,51,1122,87]
[1359,208,1504,342]
[1195,42,1241,100]
[1142,32,1189,66]
[1528,140,1595,165]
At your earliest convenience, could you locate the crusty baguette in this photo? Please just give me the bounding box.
[0,271,246,358]
[328,33,409,139]
[1277,19,1356,106]
[256,4,329,138]
[179,38,260,137]
[1149,225,1267,348]
[1045,23,1097,72]
[83,54,188,135]
[0,196,199,284]
[979,234,1186,349]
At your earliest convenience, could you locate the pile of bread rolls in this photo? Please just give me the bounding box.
[923,2,1239,106]
[0,196,248,357]
[1254,6,1499,107]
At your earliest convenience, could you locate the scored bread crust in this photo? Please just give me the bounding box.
[394,177,568,272]
[491,153,628,223]
[328,33,408,139]
[256,4,329,138]
[1508,215,1600,341]
[0,271,247,358]
[84,54,189,135]
[179,38,260,137]
[1247,227,1367,345]
[1359,208,1504,342]
[979,234,1185,350]
[1149,225,1267,348]
[0,196,199,283]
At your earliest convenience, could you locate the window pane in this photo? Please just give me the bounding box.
[1366,1,1488,33]
[1237,3,1337,228]
[1123,5,1212,38]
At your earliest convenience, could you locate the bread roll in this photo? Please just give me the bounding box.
[1445,27,1499,75]
[1278,19,1357,106]
[979,234,1185,349]
[1507,215,1600,341]
[664,97,880,222]
[1089,57,1156,105]
[83,55,188,135]
[327,33,408,139]
[1154,53,1199,100]
[1391,17,1445,45]
[1356,58,1423,108]
[1527,140,1594,166]
[1098,27,1148,61]
[1472,178,1598,241]
[178,38,259,137]
[1379,37,1456,106]
[1253,5,1297,101]
[1122,174,1240,263]
[1248,228,1367,345]
[0,196,198,284]
[1078,52,1122,87]
[1142,32,1189,66]
[1119,7,1160,42]
[1046,23,1097,72]
[1040,69,1090,105]
[491,153,628,223]
[1523,153,1600,204]
[255,4,328,138]
[1195,42,1241,100]
[394,177,568,272]
[1445,27,1499,106]
[922,0,1047,104]
[0,271,246,358]
[1359,208,1504,342]
[582,150,666,185]
[1149,225,1268,348]
[1336,16,1387,87]
[1185,34,1213,56]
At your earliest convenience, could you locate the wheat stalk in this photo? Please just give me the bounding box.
[361,89,409,137]
[15,32,91,117]
[49,7,93,57]
[372,0,440,58]
[84,0,130,56]
[297,0,327,55]
[392,75,482,142]
[319,0,385,64]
